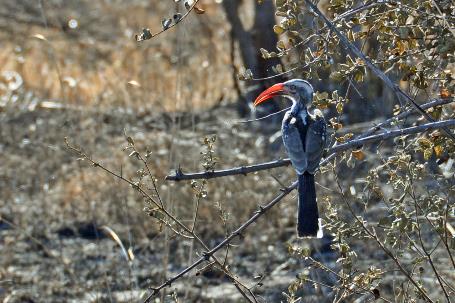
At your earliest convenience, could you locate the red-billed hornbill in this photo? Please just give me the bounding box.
[254,79,326,238]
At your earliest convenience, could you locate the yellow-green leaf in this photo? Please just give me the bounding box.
[273,25,285,35]
[417,138,432,149]
[336,102,343,114]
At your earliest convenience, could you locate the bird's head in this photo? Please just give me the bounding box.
[253,79,314,109]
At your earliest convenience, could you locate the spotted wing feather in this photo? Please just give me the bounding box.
[305,113,327,174]
[281,112,307,174]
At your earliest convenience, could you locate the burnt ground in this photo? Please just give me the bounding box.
[0,99,339,303]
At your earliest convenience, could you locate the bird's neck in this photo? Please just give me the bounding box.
[291,101,308,119]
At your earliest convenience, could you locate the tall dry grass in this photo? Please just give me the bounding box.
[0,0,238,112]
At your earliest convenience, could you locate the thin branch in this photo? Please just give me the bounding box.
[443,198,455,270]
[330,119,455,153]
[191,195,202,233]
[136,0,201,42]
[250,0,390,79]
[358,98,453,139]
[408,185,452,303]
[334,177,435,303]
[251,46,322,81]
[302,0,455,141]
[333,1,389,22]
[166,119,455,181]
[64,139,255,303]
[143,182,297,302]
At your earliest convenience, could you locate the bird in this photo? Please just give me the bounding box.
[253,79,326,238]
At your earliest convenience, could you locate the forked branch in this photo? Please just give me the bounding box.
[143,180,298,302]
[302,0,455,141]
[144,119,455,301]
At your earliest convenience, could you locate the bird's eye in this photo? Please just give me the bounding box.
[289,85,296,91]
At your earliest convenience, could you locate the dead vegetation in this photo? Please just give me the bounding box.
[1,1,454,303]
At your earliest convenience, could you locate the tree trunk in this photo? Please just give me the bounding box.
[222,0,283,119]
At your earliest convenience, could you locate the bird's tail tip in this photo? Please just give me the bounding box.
[316,218,324,238]
[297,219,324,239]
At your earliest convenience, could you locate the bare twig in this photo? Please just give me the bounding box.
[143,182,297,302]
[166,119,455,181]
[409,189,455,298]
[333,1,389,22]
[136,0,201,42]
[251,46,322,81]
[358,98,453,139]
[64,138,256,303]
[408,183,452,302]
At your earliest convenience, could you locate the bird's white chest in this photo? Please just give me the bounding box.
[286,110,308,126]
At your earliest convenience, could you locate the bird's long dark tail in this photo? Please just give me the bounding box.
[297,172,322,238]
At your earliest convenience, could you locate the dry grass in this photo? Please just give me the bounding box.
[0,0,235,111]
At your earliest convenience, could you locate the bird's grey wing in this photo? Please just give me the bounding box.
[282,113,307,174]
[305,114,327,173]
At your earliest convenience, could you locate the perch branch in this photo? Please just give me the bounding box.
[166,118,455,181]
[166,158,292,181]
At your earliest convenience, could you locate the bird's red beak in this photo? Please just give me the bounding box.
[253,83,285,107]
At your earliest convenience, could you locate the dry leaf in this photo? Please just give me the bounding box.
[335,133,353,143]
[276,40,286,50]
[193,5,205,14]
[440,88,451,98]
[329,118,343,130]
[332,122,343,130]
[135,28,152,42]
[32,34,47,41]
[162,18,172,30]
[352,149,365,161]
[417,138,432,149]
[434,145,443,158]
[423,148,432,160]
[127,80,141,87]
[102,226,130,263]
[127,247,135,261]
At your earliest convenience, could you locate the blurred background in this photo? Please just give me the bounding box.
[0,0,453,302]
